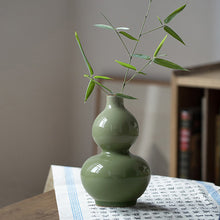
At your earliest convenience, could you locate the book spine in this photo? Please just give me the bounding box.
[215,115,220,185]
[190,133,201,180]
[201,95,207,181]
[178,110,191,179]
[178,108,201,180]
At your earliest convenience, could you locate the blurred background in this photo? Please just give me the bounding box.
[0,0,220,207]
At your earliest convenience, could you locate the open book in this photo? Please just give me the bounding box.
[44,165,220,220]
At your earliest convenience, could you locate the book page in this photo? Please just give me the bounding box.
[51,165,220,220]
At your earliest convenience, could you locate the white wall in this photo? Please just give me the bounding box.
[0,0,72,207]
[0,0,219,207]
[71,0,219,81]
[213,0,220,59]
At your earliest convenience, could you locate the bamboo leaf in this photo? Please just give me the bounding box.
[153,35,167,57]
[100,12,131,57]
[84,80,95,102]
[119,31,138,41]
[116,27,130,30]
[133,54,151,60]
[164,26,185,45]
[138,71,147,75]
[164,4,186,24]
[157,16,163,25]
[115,93,137,100]
[93,24,114,30]
[75,32,94,76]
[94,75,112,80]
[153,58,188,71]
[115,60,137,71]
[90,79,113,93]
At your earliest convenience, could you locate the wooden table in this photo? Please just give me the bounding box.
[0,190,59,220]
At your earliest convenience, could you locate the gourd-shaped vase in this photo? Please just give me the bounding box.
[81,95,151,207]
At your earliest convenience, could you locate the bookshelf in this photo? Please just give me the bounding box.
[170,62,220,184]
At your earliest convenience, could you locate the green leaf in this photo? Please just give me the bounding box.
[75,32,94,76]
[115,60,137,71]
[164,4,186,24]
[90,79,113,93]
[138,72,147,75]
[153,35,167,57]
[119,31,138,41]
[116,27,130,30]
[94,75,112,80]
[157,16,163,25]
[133,54,151,60]
[153,58,188,71]
[83,74,89,78]
[115,93,137,100]
[84,80,95,102]
[164,26,185,45]
[93,24,114,30]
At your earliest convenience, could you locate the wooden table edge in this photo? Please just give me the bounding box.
[0,190,59,220]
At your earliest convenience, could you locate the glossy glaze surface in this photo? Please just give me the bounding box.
[81,96,151,207]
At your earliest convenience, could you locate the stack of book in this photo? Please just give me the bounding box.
[178,107,201,180]
[215,114,220,185]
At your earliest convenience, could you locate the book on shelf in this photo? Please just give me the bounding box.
[201,95,208,181]
[215,114,220,185]
[178,107,201,180]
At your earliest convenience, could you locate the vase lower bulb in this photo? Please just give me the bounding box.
[81,152,151,207]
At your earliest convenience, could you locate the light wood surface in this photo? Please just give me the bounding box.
[174,62,220,89]
[176,70,220,89]
[0,190,59,220]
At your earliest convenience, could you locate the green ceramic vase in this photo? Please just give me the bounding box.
[81,95,151,207]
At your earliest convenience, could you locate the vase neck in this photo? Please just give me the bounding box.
[106,95,124,109]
